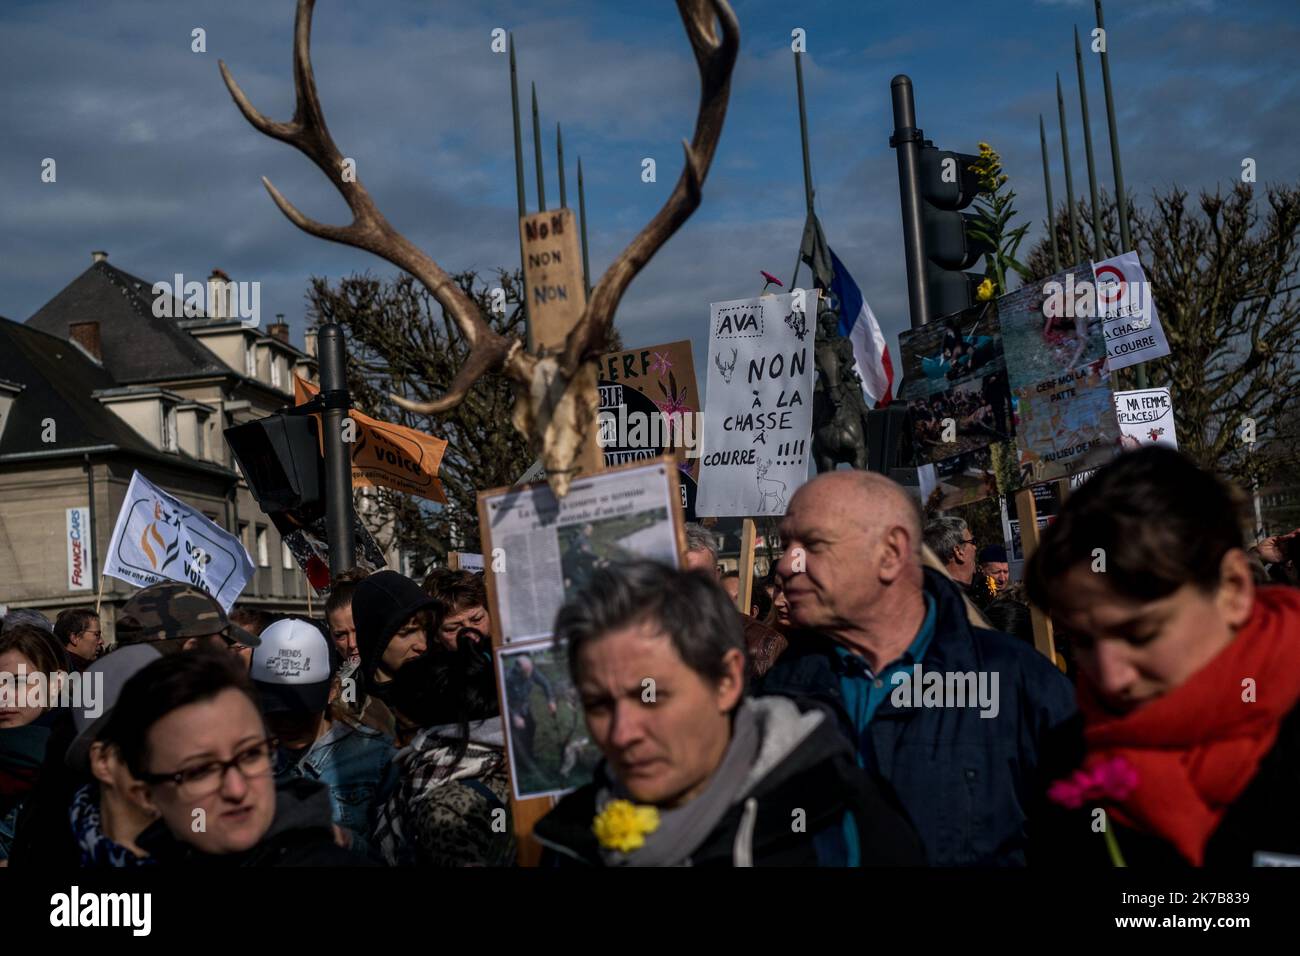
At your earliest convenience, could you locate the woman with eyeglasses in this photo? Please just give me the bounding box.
[101,649,368,865]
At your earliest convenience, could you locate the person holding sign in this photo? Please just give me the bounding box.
[1027,448,1300,866]
[759,471,1075,866]
[532,562,923,866]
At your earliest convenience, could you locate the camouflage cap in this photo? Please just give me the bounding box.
[115,583,261,647]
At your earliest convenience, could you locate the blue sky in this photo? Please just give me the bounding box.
[2,0,1297,384]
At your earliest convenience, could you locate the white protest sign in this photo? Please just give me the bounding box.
[696,292,815,517]
[66,507,91,591]
[1113,387,1178,450]
[104,471,254,611]
[1093,251,1171,370]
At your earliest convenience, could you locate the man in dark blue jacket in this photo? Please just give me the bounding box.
[758,471,1075,866]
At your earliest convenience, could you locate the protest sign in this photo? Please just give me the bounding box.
[896,301,1005,402]
[66,507,91,591]
[1000,482,1063,581]
[696,293,815,517]
[447,551,484,572]
[916,446,998,511]
[104,472,253,611]
[999,263,1107,393]
[294,376,447,503]
[275,509,388,594]
[1013,359,1121,483]
[476,456,685,645]
[497,640,601,801]
[1114,386,1178,450]
[908,369,1013,465]
[1093,251,1171,371]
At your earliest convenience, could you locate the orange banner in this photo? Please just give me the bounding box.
[295,375,447,504]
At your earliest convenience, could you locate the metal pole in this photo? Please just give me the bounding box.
[531,83,546,212]
[1075,26,1104,260]
[578,156,592,297]
[889,75,930,328]
[1056,74,1081,264]
[1095,0,1145,387]
[1096,0,1131,252]
[1040,115,1061,273]
[509,35,531,339]
[790,50,816,289]
[557,123,567,209]
[317,324,354,580]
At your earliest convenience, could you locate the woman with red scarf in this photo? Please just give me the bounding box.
[1026,447,1300,866]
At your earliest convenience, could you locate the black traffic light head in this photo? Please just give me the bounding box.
[224,413,325,516]
[918,145,993,321]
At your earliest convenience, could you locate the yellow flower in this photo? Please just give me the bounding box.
[976,278,995,301]
[978,141,991,152]
[593,799,660,853]
[986,574,999,594]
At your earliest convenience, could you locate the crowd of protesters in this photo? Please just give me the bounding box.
[2,446,1298,867]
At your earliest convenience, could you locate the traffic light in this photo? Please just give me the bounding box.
[224,413,325,517]
[918,145,993,320]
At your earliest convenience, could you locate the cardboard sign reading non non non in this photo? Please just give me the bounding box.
[696,293,815,517]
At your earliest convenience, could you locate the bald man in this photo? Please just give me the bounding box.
[757,472,1074,866]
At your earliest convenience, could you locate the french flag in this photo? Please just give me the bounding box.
[828,249,894,408]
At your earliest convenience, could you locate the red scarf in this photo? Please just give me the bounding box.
[1078,586,1300,864]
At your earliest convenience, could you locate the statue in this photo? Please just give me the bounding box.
[811,301,871,472]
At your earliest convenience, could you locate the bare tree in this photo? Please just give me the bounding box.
[307,270,535,572]
[1025,183,1300,489]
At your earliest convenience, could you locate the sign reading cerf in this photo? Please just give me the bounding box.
[520,208,585,352]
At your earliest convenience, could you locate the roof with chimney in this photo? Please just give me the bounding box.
[0,315,161,457]
[25,260,231,382]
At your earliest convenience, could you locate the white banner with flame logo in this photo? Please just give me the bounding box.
[103,471,254,611]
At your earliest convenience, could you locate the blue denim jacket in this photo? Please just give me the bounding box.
[276,719,397,859]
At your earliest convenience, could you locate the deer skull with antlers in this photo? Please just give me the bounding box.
[220,0,738,497]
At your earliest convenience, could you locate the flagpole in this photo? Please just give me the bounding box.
[556,123,567,209]
[1039,115,1061,273]
[1095,0,1147,388]
[1056,73,1081,264]
[578,156,592,297]
[790,48,816,289]
[532,83,546,213]
[94,573,106,618]
[1075,26,1104,259]
[509,35,531,342]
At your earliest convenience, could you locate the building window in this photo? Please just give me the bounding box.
[282,540,294,570]
[256,526,269,567]
[271,356,283,389]
[239,522,250,555]
[244,342,256,378]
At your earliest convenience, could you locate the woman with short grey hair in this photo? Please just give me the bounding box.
[534,561,923,867]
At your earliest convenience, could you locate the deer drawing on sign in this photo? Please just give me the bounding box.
[715,347,738,385]
[755,459,786,514]
[219,0,739,497]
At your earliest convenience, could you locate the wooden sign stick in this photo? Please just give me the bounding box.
[736,518,757,614]
[1015,486,1059,665]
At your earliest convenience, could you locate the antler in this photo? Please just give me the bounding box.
[557,0,740,377]
[219,0,518,414]
[221,0,737,495]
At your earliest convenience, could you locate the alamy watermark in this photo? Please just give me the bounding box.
[889,665,1000,719]
[151,273,261,327]
[0,665,103,718]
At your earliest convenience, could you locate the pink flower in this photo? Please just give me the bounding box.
[1047,756,1139,810]
[650,351,673,378]
[656,395,689,421]
[760,270,783,287]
